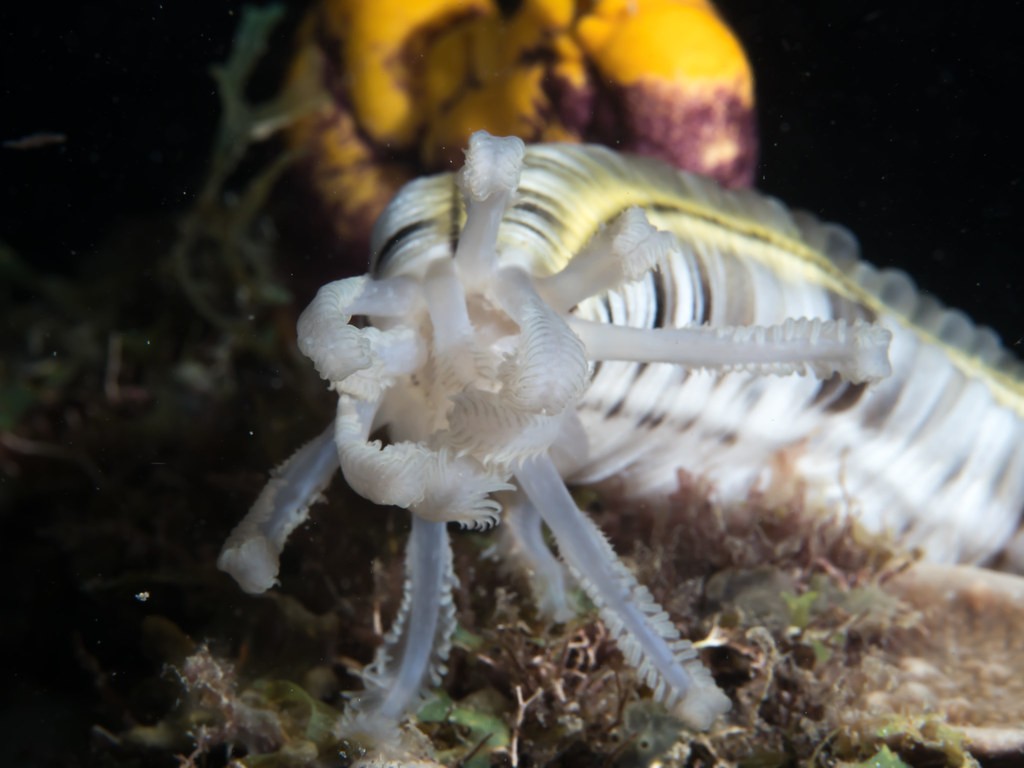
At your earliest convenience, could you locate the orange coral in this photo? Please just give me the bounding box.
[287,0,756,258]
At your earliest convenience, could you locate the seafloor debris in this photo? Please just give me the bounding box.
[108,477,1024,766]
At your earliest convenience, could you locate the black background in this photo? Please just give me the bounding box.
[722,1,1023,348]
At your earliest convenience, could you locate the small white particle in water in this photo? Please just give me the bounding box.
[135,591,150,602]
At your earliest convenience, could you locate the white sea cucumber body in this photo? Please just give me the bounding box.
[369,142,1024,565]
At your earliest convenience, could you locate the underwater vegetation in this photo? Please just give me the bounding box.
[2,2,1023,768]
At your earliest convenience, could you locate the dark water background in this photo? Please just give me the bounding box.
[725,1,1024,348]
[3,1,1021,339]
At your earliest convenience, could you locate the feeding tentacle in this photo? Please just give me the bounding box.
[423,258,479,393]
[298,275,424,384]
[334,325,426,400]
[218,424,339,594]
[571,315,892,383]
[445,389,575,467]
[335,395,512,528]
[515,455,732,731]
[341,515,459,738]
[495,267,589,413]
[500,493,576,623]
[538,206,678,312]
[454,132,525,287]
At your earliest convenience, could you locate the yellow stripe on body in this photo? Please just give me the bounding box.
[506,144,1024,416]
[374,142,1024,416]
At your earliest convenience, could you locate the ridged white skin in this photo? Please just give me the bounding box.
[371,141,1024,565]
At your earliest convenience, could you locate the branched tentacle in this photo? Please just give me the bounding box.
[410,449,513,529]
[515,455,732,730]
[454,132,525,287]
[335,395,511,527]
[217,425,339,594]
[496,267,589,413]
[500,493,575,622]
[539,206,678,312]
[333,326,426,400]
[298,275,423,383]
[571,315,893,383]
[296,276,366,380]
[423,258,479,391]
[341,515,459,737]
[445,388,572,467]
[334,394,423,508]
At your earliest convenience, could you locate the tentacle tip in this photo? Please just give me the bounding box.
[536,591,578,624]
[850,321,894,383]
[672,684,732,731]
[612,207,678,281]
[460,131,525,202]
[216,538,280,595]
[299,328,373,383]
[445,491,512,531]
[456,513,501,532]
